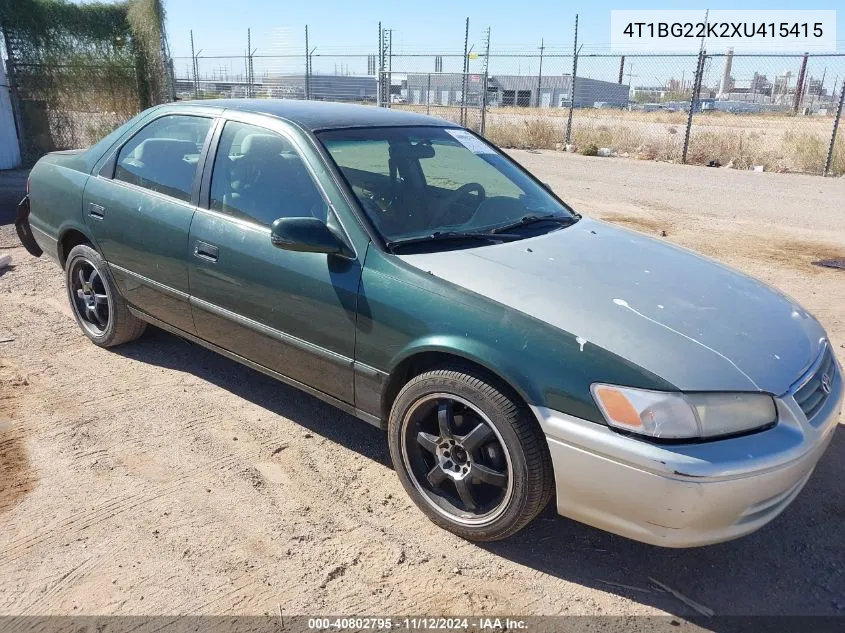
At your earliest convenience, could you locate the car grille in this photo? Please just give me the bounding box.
[793,345,837,422]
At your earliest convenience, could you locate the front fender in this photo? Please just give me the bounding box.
[388,334,544,407]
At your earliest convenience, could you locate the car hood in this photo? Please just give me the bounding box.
[397,217,825,394]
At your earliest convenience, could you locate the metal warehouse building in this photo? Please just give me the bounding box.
[264,74,377,102]
[405,73,629,109]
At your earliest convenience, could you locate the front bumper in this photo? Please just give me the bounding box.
[532,357,843,548]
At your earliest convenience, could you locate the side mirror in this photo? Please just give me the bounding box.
[270,217,352,258]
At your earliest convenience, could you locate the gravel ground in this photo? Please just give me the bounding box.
[0,154,844,621]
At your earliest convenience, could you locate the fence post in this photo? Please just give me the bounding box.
[426,73,431,115]
[461,17,469,126]
[618,55,625,84]
[378,25,391,107]
[190,30,198,98]
[246,28,254,98]
[793,52,808,114]
[824,78,845,176]
[480,27,491,135]
[564,14,578,145]
[536,38,544,108]
[682,49,706,164]
[377,22,382,107]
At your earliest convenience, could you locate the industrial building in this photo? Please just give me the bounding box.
[404,73,630,109]
[176,75,378,102]
[264,74,377,101]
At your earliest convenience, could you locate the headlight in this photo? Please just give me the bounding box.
[590,384,777,440]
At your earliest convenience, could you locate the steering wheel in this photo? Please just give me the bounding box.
[429,182,486,228]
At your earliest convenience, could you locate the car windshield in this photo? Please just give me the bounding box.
[317,126,577,250]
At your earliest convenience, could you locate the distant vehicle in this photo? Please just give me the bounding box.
[390,94,407,104]
[16,99,842,545]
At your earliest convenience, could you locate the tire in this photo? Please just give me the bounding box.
[65,244,146,347]
[388,365,554,541]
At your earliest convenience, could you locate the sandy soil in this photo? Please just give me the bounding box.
[0,153,844,620]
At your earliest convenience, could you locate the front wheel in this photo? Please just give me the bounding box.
[388,366,554,541]
[65,244,146,347]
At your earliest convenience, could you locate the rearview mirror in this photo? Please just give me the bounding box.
[270,217,352,258]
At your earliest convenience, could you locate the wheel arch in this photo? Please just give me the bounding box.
[379,338,542,423]
[57,223,98,268]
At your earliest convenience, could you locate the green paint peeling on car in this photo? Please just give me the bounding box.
[17,99,842,546]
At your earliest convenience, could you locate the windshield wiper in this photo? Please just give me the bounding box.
[386,230,521,253]
[492,213,579,234]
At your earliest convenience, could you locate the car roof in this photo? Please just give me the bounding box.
[178,99,453,132]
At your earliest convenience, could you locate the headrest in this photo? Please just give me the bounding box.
[241,133,288,158]
[134,138,197,164]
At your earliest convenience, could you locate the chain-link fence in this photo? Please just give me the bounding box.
[1,0,170,165]
[4,16,845,176]
[167,23,845,176]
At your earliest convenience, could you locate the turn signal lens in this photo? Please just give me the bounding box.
[591,385,699,438]
[590,384,777,440]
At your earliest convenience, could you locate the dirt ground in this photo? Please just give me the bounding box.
[1,153,844,621]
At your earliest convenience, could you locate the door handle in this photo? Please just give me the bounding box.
[194,240,219,263]
[88,202,105,220]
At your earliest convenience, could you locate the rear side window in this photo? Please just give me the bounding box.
[114,115,212,202]
[209,121,327,226]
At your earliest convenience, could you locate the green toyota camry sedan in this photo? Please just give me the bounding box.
[16,100,842,546]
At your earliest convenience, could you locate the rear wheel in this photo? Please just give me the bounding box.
[65,244,146,347]
[388,366,554,541]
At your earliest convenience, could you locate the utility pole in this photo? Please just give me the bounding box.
[564,14,579,144]
[304,25,310,100]
[625,63,638,102]
[536,38,545,107]
[809,66,826,112]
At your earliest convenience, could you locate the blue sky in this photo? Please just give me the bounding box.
[163,0,843,58]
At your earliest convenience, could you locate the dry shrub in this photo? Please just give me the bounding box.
[477,106,843,175]
[683,127,840,174]
[685,130,777,170]
[485,118,560,149]
[783,129,844,175]
[572,123,684,162]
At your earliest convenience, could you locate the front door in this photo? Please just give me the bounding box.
[188,119,361,403]
[84,113,214,333]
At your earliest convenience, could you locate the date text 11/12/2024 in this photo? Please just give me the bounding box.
[307,617,528,630]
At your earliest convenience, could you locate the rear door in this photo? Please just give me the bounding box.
[83,113,216,333]
[188,115,362,403]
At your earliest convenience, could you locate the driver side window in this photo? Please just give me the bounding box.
[209,121,327,226]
